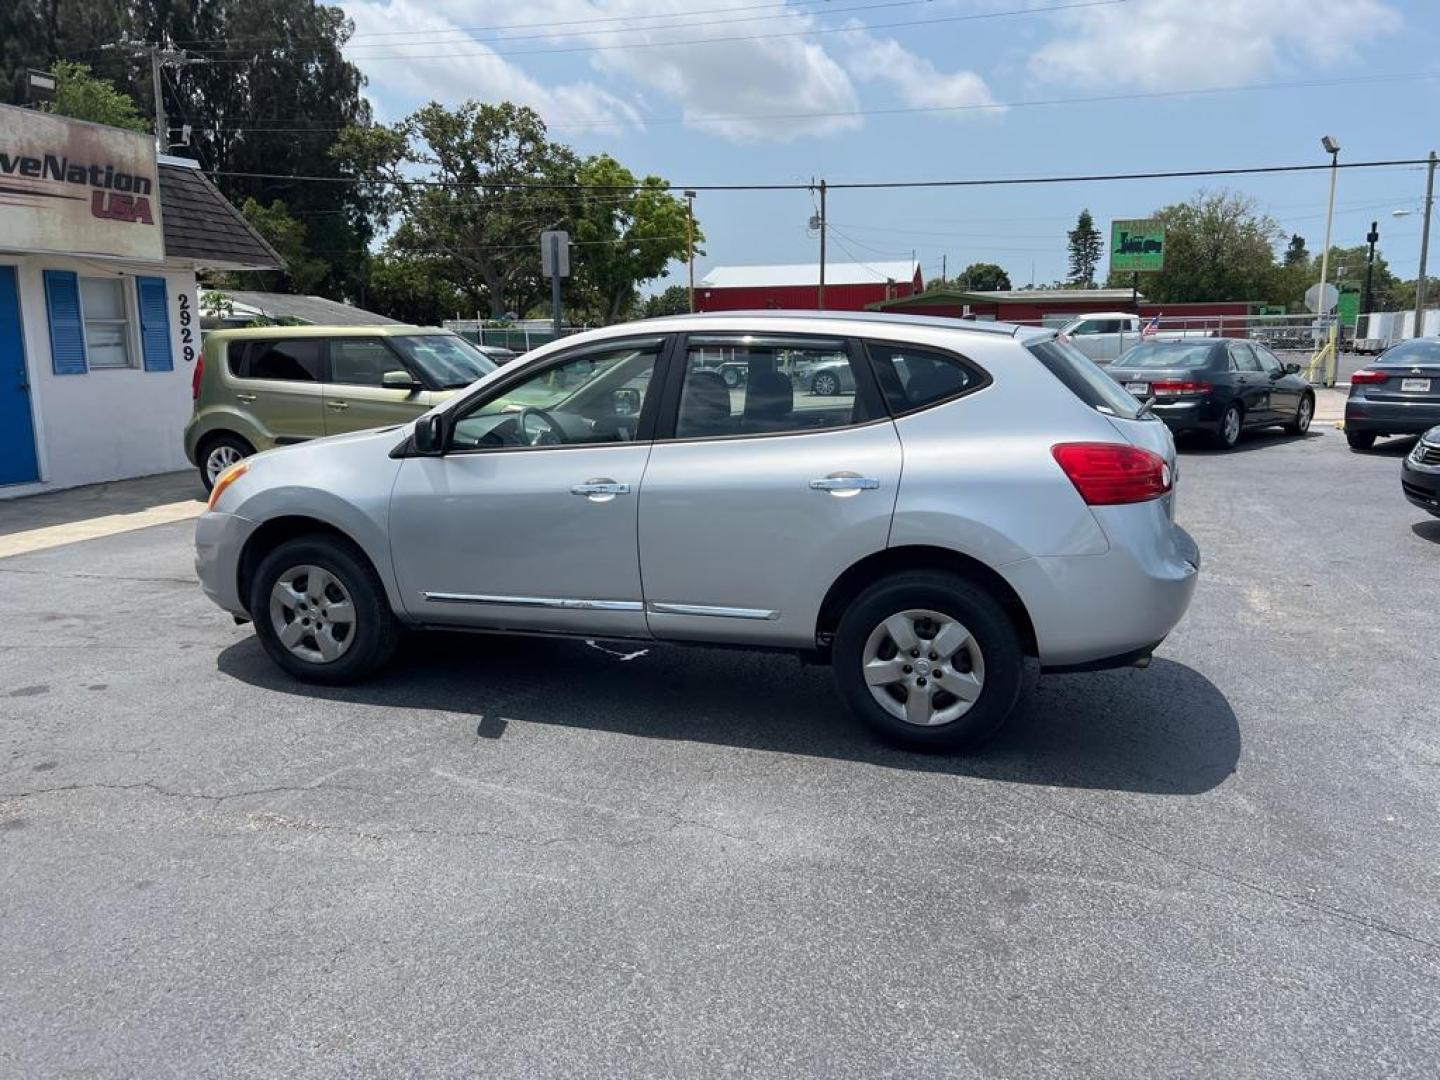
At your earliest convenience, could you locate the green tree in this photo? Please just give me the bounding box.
[223,198,327,294]
[1067,209,1103,287]
[1106,189,1283,303]
[956,262,1011,291]
[636,284,691,319]
[364,244,469,326]
[572,154,698,323]
[1283,234,1309,266]
[42,60,148,131]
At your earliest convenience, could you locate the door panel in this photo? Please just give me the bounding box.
[389,444,653,637]
[1227,343,1270,422]
[1254,344,1300,417]
[236,338,326,443]
[0,267,40,486]
[324,337,435,433]
[639,422,903,647]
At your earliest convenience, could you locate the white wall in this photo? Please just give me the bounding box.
[0,253,197,499]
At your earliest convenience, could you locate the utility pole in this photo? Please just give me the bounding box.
[818,178,827,310]
[1316,136,1341,385]
[1361,220,1379,325]
[1414,150,1436,338]
[99,41,199,152]
[683,189,697,313]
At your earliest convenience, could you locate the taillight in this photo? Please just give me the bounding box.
[191,355,205,400]
[1052,442,1172,506]
[1350,369,1388,385]
[1150,379,1212,396]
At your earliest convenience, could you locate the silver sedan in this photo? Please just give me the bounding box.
[197,312,1199,751]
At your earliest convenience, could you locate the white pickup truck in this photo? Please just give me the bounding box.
[1058,311,1207,364]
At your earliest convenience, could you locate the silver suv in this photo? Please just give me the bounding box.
[196,312,1199,751]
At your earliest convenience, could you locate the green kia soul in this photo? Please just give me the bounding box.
[185,325,499,489]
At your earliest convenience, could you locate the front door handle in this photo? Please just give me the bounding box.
[571,478,630,502]
[327,400,349,411]
[810,473,880,496]
[235,392,257,403]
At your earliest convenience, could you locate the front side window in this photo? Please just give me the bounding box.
[79,276,132,369]
[1253,345,1283,375]
[330,338,405,387]
[866,341,982,414]
[449,342,659,450]
[674,337,876,439]
[390,334,497,389]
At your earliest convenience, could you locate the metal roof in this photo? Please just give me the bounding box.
[700,261,920,289]
[212,291,401,326]
[873,286,1139,309]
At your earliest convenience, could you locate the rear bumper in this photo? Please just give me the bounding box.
[194,510,259,617]
[1150,396,1225,431]
[1000,511,1200,668]
[1344,395,1440,435]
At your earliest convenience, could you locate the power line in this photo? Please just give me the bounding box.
[204,157,1436,193]
[193,0,1125,63]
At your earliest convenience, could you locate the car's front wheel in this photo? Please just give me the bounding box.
[811,371,840,396]
[248,535,400,684]
[1285,392,1315,435]
[833,572,1024,752]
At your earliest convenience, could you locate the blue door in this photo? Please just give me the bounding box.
[0,267,41,486]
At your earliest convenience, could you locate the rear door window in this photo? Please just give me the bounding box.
[865,341,984,415]
[1029,337,1142,419]
[239,339,325,382]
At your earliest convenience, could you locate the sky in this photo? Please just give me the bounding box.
[332,0,1440,292]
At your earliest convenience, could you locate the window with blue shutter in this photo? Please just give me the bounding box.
[43,269,87,375]
[135,276,173,372]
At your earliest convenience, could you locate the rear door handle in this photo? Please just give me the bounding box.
[327,400,349,411]
[571,478,630,502]
[810,473,880,495]
[235,392,256,403]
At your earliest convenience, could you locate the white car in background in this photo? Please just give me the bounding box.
[1060,312,1208,365]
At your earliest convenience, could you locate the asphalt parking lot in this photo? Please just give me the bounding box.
[2,424,1438,1078]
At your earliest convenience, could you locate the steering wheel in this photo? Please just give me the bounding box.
[517,407,565,446]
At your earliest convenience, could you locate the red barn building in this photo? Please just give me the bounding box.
[696,261,923,312]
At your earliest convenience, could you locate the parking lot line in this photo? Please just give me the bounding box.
[0,499,203,559]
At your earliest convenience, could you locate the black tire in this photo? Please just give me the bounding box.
[248,534,400,685]
[197,433,254,492]
[832,571,1024,752]
[1346,430,1377,451]
[811,372,839,396]
[1213,403,1243,449]
[1284,392,1315,436]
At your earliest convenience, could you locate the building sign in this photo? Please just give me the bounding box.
[0,104,163,262]
[1109,219,1165,273]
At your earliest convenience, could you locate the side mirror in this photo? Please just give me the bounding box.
[383,369,421,391]
[613,387,641,417]
[1283,362,1302,375]
[413,413,447,455]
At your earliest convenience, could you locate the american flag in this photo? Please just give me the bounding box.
[1140,315,1161,338]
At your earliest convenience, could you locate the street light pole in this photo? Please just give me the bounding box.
[1414,150,1436,338]
[683,189,696,314]
[1316,136,1341,385]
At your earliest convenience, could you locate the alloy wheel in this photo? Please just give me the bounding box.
[205,444,244,485]
[1222,407,1241,446]
[268,565,357,664]
[861,608,985,727]
[1297,396,1313,432]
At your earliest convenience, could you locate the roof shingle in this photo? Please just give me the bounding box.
[159,162,283,270]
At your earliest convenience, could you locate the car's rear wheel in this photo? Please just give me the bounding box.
[248,535,399,684]
[833,572,1024,752]
[811,371,840,396]
[1346,430,1377,451]
[1285,392,1314,435]
[1214,403,1243,449]
[198,433,253,492]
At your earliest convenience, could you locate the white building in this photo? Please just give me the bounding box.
[0,105,279,499]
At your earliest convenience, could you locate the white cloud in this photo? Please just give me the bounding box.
[1030,0,1403,89]
[843,29,1001,118]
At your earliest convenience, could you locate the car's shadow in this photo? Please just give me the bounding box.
[1176,428,1325,455]
[1360,436,1422,458]
[218,632,1239,796]
[1412,519,1440,544]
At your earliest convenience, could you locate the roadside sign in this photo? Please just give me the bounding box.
[26,69,56,102]
[1304,282,1338,314]
[1110,219,1165,273]
[1336,285,1360,328]
[540,230,570,278]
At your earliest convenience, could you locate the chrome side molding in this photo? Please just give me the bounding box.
[646,602,780,620]
[422,592,644,612]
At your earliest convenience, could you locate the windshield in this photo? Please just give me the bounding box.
[1117,343,1215,369]
[390,334,498,389]
[1030,337,1143,419]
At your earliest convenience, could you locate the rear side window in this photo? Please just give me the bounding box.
[1029,337,1141,419]
[865,341,983,414]
[231,339,324,382]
